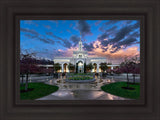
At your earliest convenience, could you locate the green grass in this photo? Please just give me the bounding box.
[20,82,59,100]
[101,82,140,99]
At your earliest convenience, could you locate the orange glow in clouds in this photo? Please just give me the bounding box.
[57,40,140,64]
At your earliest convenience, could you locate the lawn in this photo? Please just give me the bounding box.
[101,82,140,99]
[20,82,59,100]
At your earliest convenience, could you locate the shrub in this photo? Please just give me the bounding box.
[95,73,98,76]
[62,73,65,76]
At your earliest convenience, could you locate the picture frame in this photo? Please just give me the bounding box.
[0,0,159,120]
[17,17,143,102]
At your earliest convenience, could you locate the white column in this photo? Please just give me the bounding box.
[92,68,93,72]
[92,64,94,72]
[111,66,113,70]
[67,64,70,73]
[97,64,99,73]
[61,64,64,73]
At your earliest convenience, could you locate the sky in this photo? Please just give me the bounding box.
[20,20,140,64]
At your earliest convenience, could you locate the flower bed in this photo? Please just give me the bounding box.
[68,76,93,80]
[65,79,95,83]
[68,73,93,76]
[66,73,95,83]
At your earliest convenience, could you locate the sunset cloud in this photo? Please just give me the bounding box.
[57,40,139,64]
[21,20,140,64]
[87,40,139,64]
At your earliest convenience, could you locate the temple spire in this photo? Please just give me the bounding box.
[79,32,83,51]
[80,32,82,42]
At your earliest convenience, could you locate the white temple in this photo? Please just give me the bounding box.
[54,37,107,73]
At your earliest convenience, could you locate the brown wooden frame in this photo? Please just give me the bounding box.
[0,0,160,120]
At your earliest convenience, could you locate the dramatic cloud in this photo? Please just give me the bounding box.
[46,32,72,48]
[87,40,139,64]
[100,21,140,52]
[69,35,80,47]
[97,32,109,41]
[24,34,55,45]
[23,20,39,27]
[99,20,120,32]
[110,22,139,43]
[106,26,118,34]
[20,28,39,36]
[124,20,134,25]
[46,32,63,40]
[130,31,140,38]
[57,40,140,64]
[76,20,92,37]
[21,20,140,64]
[83,42,94,51]
[98,26,118,41]
[95,20,102,26]
[110,37,137,53]
[63,39,72,48]
[21,28,55,45]
[104,20,120,25]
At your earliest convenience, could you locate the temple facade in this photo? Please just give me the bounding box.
[54,38,107,73]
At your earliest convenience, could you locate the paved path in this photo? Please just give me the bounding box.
[23,75,139,100]
[37,90,131,100]
[36,78,133,100]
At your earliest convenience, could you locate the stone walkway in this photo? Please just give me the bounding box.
[36,90,131,100]
[36,77,134,100]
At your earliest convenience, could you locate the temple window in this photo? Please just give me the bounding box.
[79,55,82,58]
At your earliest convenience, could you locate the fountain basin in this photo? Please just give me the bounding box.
[65,79,96,83]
